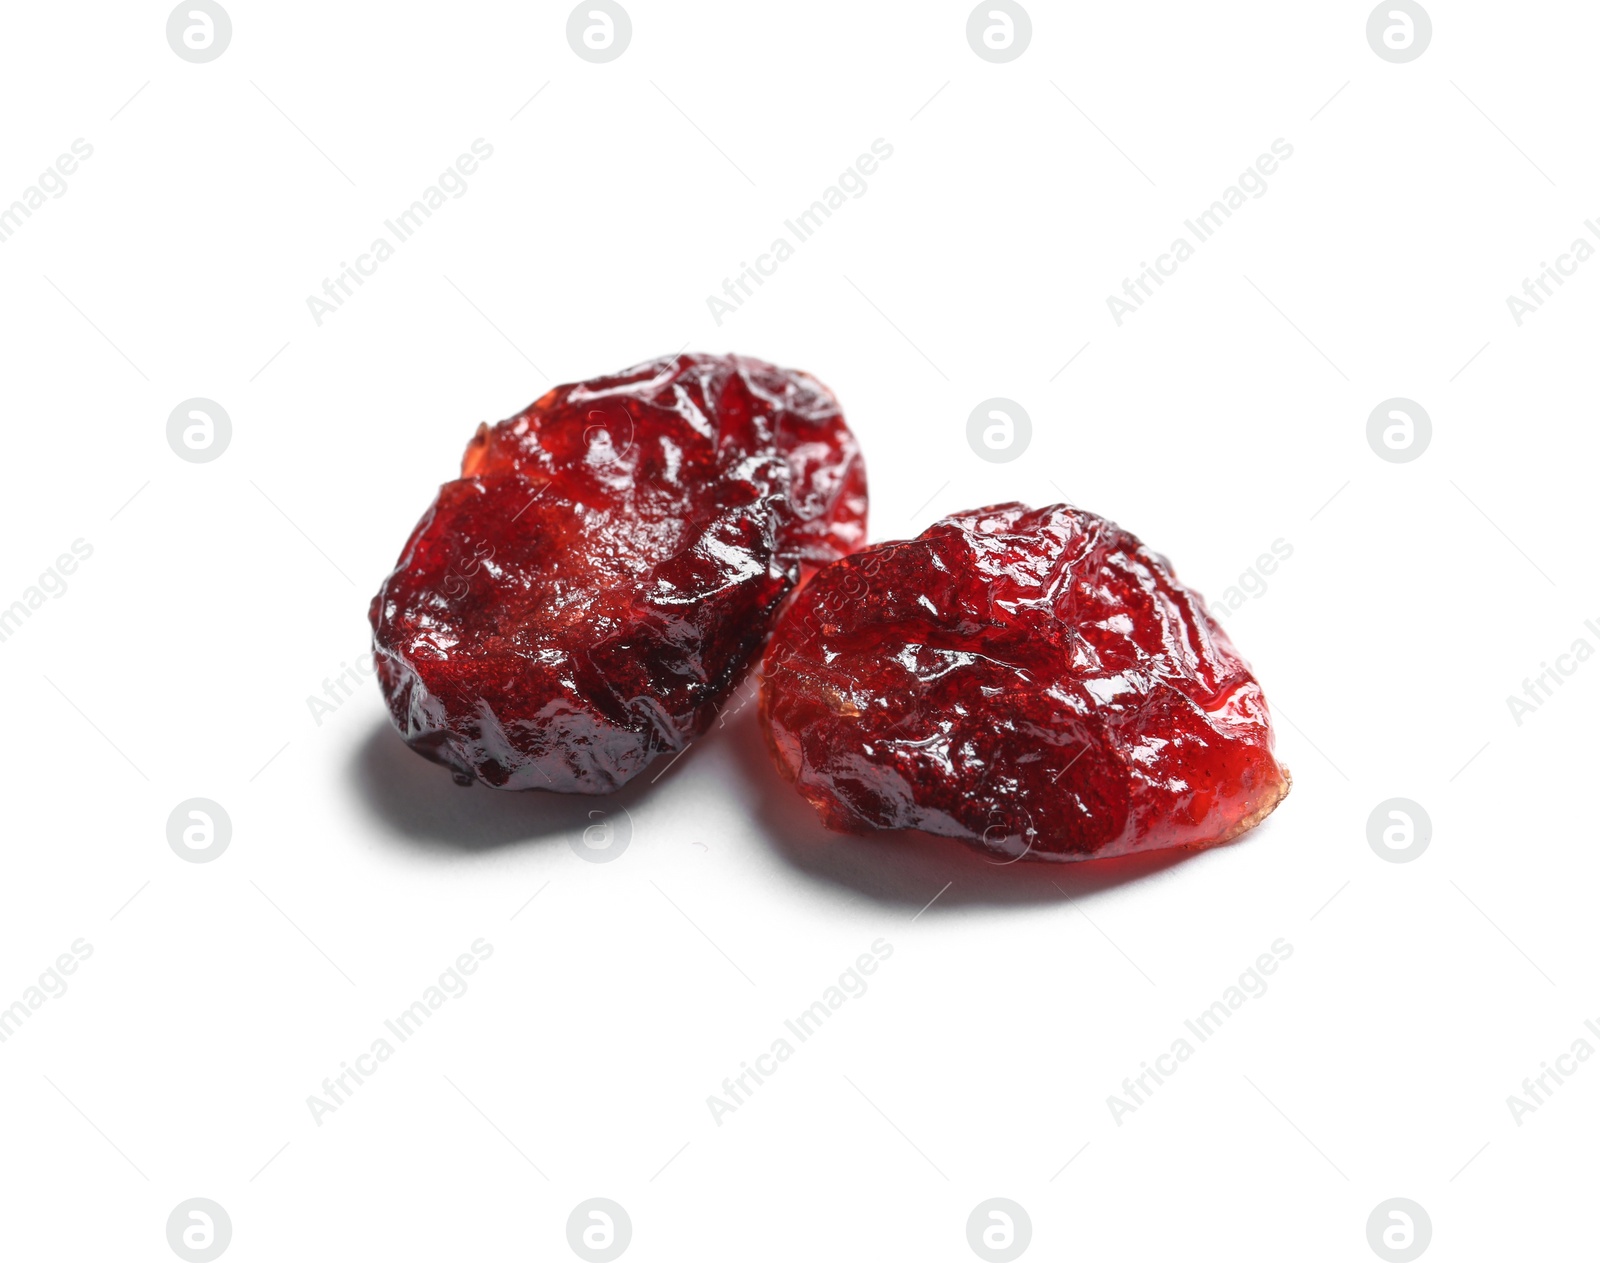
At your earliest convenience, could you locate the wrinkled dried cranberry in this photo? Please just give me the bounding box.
[759,503,1290,861]
[369,353,867,792]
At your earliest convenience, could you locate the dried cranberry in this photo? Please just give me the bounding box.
[759,503,1290,861]
[370,353,867,792]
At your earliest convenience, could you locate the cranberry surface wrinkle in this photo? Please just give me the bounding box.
[369,353,867,792]
[759,502,1290,861]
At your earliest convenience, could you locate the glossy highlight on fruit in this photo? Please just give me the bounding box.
[759,503,1290,861]
[370,353,867,792]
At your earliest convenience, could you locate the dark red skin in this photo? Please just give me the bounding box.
[759,503,1290,862]
[369,353,867,792]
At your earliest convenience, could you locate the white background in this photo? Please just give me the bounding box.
[0,2,1594,1259]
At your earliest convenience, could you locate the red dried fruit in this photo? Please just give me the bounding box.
[370,353,867,792]
[759,503,1290,861]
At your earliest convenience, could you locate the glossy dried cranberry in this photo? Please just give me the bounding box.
[369,353,867,792]
[759,503,1290,861]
